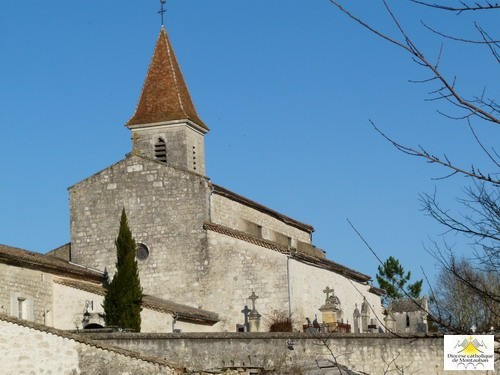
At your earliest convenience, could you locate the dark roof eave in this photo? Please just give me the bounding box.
[0,257,103,283]
[292,251,371,283]
[369,286,386,296]
[142,298,219,324]
[175,315,219,325]
[0,246,104,283]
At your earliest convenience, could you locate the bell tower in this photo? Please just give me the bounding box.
[126,26,209,175]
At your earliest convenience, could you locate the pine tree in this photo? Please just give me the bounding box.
[103,208,142,331]
[376,256,422,305]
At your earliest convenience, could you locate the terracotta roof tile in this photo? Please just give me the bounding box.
[127,27,207,130]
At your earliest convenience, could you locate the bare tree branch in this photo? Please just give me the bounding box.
[410,0,500,14]
[475,22,500,63]
[370,121,500,184]
[425,243,500,331]
[332,0,500,339]
[468,119,500,167]
[328,0,500,125]
[420,184,500,280]
[421,21,500,45]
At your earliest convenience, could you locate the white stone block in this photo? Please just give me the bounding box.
[127,164,144,172]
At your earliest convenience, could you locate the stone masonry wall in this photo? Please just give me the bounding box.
[52,280,105,330]
[0,316,181,375]
[69,155,211,307]
[200,230,383,333]
[91,332,494,375]
[184,125,206,176]
[46,242,71,261]
[210,193,311,245]
[0,263,53,325]
[201,230,289,332]
[132,123,206,175]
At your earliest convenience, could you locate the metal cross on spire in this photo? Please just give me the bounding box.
[158,0,167,26]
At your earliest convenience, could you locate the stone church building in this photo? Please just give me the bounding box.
[1,25,384,334]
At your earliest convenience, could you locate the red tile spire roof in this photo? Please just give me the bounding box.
[127,27,208,130]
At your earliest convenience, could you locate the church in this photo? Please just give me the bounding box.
[0,23,384,334]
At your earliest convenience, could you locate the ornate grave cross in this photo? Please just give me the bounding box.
[323,286,334,299]
[241,305,251,327]
[249,291,259,311]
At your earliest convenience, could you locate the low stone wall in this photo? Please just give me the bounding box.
[2,315,496,375]
[88,333,420,375]
[0,315,182,375]
[89,332,496,375]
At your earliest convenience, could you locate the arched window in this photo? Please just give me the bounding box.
[154,138,167,163]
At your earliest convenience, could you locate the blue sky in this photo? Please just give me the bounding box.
[0,1,498,287]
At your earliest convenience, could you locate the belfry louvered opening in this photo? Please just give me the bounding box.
[154,138,167,162]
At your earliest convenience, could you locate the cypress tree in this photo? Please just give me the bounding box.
[103,208,142,331]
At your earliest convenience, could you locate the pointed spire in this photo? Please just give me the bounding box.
[127,27,208,131]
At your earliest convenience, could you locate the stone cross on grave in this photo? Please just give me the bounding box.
[241,305,251,316]
[249,291,259,312]
[323,286,334,300]
[247,292,261,332]
[241,305,251,331]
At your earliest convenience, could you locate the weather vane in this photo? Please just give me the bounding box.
[158,0,167,26]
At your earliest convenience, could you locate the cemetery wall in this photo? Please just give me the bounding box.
[90,332,490,375]
[0,315,182,375]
